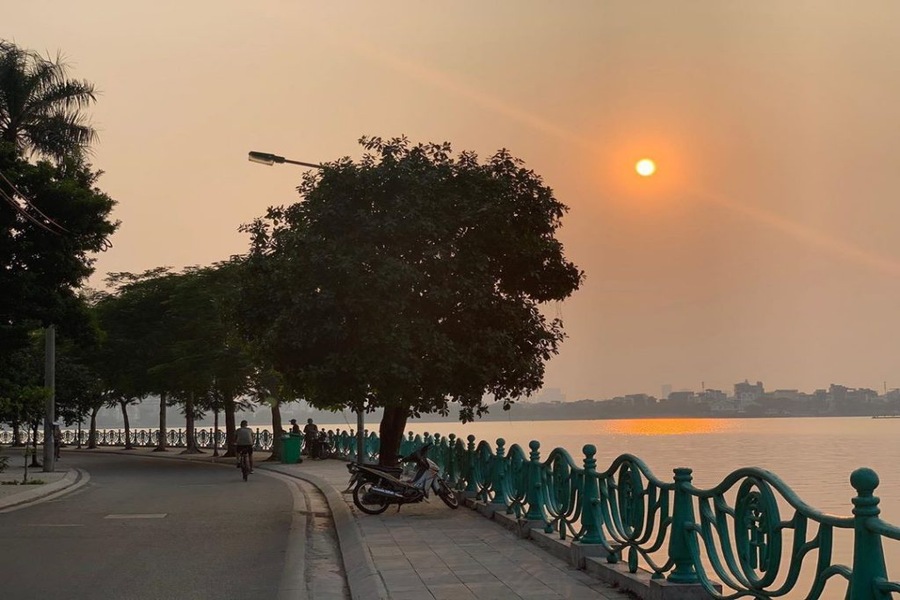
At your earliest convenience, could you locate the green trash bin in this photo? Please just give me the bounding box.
[281,434,302,464]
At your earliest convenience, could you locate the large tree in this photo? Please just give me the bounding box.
[0,40,115,368]
[238,136,583,463]
[96,266,253,455]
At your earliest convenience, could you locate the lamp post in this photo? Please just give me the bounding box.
[248,151,322,169]
[43,325,55,472]
[248,150,367,464]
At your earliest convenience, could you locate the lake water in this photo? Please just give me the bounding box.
[355,416,900,593]
[392,416,900,516]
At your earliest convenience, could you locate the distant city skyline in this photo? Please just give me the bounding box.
[9,2,900,399]
[83,377,898,431]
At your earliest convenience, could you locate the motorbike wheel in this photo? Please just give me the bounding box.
[353,481,390,515]
[436,479,459,509]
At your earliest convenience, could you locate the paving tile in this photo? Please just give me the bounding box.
[466,582,524,600]
[454,569,501,584]
[416,570,462,586]
[379,572,424,590]
[429,583,479,600]
[388,591,436,600]
[373,556,413,570]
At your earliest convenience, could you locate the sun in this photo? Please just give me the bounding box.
[635,158,656,177]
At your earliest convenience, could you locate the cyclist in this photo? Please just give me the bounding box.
[235,420,255,473]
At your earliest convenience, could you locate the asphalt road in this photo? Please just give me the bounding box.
[0,452,296,599]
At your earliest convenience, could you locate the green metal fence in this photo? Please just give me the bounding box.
[345,429,899,600]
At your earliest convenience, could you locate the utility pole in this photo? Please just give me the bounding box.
[43,325,56,472]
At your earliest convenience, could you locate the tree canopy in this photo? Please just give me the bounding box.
[238,136,583,459]
[0,40,97,162]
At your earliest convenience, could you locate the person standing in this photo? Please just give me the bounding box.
[303,418,319,457]
[289,419,301,434]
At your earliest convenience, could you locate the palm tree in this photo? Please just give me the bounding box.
[0,40,96,161]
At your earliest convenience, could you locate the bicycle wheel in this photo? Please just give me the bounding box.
[436,479,459,509]
[352,481,389,515]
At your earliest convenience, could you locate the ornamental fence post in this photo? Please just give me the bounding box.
[446,434,457,482]
[400,432,414,457]
[491,438,507,506]
[667,467,699,583]
[524,440,544,522]
[847,468,889,600]
[433,433,443,468]
[465,435,478,495]
[580,444,604,544]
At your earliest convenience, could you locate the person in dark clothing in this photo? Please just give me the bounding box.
[303,418,319,457]
[289,419,300,434]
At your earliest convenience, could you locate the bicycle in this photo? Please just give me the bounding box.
[238,447,251,481]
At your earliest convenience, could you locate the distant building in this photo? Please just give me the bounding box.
[734,380,764,412]
[661,384,672,399]
[623,394,657,408]
[697,388,726,404]
[710,397,737,413]
[666,391,696,407]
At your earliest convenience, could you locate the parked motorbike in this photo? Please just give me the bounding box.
[345,443,459,514]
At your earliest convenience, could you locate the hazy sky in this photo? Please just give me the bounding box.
[9,2,900,400]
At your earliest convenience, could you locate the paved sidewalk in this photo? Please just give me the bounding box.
[0,446,81,511]
[268,459,631,600]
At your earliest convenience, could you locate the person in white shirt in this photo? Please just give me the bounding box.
[235,420,255,472]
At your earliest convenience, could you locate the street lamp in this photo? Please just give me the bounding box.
[248,151,323,170]
[248,149,368,464]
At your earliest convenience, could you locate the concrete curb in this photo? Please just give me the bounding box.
[0,468,89,512]
[261,464,389,600]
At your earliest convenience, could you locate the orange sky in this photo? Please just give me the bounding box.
[9,2,900,400]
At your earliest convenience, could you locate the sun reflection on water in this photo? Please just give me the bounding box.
[605,418,735,436]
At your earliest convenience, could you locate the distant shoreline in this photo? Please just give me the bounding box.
[83,410,900,431]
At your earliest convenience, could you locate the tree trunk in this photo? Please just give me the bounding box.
[212,408,220,457]
[11,421,22,446]
[224,394,236,458]
[154,391,168,452]
[182,392,202,454]
[88,405,99,449]
[266,399,282,462]
[379,405,409,467]
[120,400,133,449]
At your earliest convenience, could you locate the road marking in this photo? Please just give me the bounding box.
[104,513,167,519]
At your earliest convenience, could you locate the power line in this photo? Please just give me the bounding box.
[0,169,69,235]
